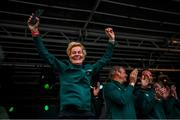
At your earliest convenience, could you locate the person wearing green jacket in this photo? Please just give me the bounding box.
[159,75,180,119]
[103,66,138,119]
[134,70,166,119]
[91,82,105,118]
[162,84,180,119]
[27,14,115,119]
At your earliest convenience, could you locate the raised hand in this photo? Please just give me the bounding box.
[171,85,178,99]
[155,88,163,100]
[105,27,115,41]
[27,13,40,32]
[129,68,138,84]
[162,86,170,99]
[93,82,101,97]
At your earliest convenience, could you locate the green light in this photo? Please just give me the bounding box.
[43,83,50,90]
[8,107,14,112]
[44,105,49,111]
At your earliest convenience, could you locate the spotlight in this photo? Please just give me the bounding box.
[43,83,50,90]
[8,106,14,113]
[44,105,49,111]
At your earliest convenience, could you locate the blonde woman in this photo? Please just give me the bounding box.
[27,14,115,119]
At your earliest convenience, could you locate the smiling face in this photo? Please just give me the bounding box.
[69,46,85,65]
[111,66,127,83]
[118,67,127,82]
[67,42,86,65]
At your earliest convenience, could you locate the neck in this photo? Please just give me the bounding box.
[113,76,124,84]
[141,85,150,89]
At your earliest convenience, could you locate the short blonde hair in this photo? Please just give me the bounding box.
[66,42,86,56]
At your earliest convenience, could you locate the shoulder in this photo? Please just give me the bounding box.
[84,63,93,68]
[61,60,70,66]
[104,82,116,91]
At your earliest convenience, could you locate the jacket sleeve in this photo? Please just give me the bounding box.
[33,36,67,71]
[175,98,180,108]
[104,83,134,106]
[92,42,115,74]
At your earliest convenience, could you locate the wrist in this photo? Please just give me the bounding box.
[31,30,40,37]
[108,39,115,44]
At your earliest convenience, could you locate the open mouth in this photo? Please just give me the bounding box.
[73,56,82,60]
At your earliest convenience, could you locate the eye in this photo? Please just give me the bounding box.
[72,51,75,54]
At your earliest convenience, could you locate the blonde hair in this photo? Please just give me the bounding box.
[66,42,86,56]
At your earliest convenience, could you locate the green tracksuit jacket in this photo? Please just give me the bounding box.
[103,80,136,119]
[134,86,166,119]
[163,96,180,119]
[33,36,115,112]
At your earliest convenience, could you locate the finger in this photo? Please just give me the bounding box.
[97,82,100,87]
[27,15,33,24]
[34,18,40,27]
[35,16,40,22]
[105,29,109,34]
[105,28,109,32]
[135,68,138,72]
[133,68,138,73]
[36,18,40,25]
[105,27,112,32]
[108,28,112,32]
[27,19,30,23]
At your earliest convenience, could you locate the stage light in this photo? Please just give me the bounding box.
[100,84,103,89]
[8,106,14,112]
[43,83,50,90]
[44,105,49,111]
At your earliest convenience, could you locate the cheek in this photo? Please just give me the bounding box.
[141,80,145,84]
[80,53,84,57]
[69,54,74,59]
[142,80,148,84]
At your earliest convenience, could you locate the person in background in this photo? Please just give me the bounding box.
[134,70,166,119]
[27,13,116,119]
[150,80,167,119]
[159,75,180,119]
[91,81,104,118]
[103,66,138,119]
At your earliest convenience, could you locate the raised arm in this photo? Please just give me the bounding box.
[92,27,116,74]
[27,14,67,71]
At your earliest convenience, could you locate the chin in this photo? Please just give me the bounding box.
[72,60,83,65]
[74,62,82,65]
